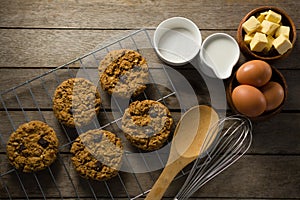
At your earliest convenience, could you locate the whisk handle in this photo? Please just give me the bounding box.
[145,156,195,200]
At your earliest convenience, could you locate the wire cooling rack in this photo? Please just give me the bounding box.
[0,29,200,199]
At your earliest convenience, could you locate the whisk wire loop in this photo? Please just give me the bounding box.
[175,115,252,200]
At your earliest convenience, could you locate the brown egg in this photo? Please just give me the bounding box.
[260,81,285,111]
[232,85,266,117]
[236,60,272,87]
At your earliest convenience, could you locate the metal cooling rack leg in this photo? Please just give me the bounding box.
[85,179,98,199]
[26,83,46,122]
[0,173,12,200]
[33,173,46,200]
[57,153,81,199]
[0,94,17,131]
[47,167,64,200]
[14,170,29,200]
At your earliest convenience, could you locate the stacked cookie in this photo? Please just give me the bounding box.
[6,49,173,181]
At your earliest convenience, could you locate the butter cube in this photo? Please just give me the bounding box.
[260,20,280,36]
[257,11,268,23]
[242,16,261,34]
[244,34,253,44]
[250,32,268,52]
[275,25,290,38]
[273,34,292,55]
[265,10,282,24]
[263,35,275,53]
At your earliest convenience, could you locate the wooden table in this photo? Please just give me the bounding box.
[0,0,299,199]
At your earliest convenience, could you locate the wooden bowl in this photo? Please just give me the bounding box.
[237,6,297,61]
[226,65,288,121]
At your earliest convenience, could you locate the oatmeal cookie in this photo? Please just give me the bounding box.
[99,49,149,98]
[70,129,123,181]
[6,121,59,172]
[52,78,101,128]
[122,100,173,151]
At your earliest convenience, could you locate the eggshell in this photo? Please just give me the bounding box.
[236,60,272,87]
[232,85,266,117]
[261,81,284,111]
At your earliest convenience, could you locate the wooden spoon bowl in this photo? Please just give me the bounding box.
[145,105,219,200]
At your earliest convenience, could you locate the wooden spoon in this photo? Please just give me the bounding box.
[145,105,219,200]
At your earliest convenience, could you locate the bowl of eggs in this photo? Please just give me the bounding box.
[237,6,296,60]
[226,60,287,121]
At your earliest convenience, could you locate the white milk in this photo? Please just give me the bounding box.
[201,33,240,79]
[157,28,199,63]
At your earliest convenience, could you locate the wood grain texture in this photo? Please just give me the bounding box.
[0,154,299,199]
[172,155,300,199]
[0,0,299,29]
[0,29,299,68]
[0,0,299,199]
[0,68,299,111]
[0,29,128,68]
[0,111,300,155]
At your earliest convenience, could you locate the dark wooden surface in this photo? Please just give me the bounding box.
[0,0,299,199]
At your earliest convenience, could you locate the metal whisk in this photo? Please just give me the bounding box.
[175,115,252,200]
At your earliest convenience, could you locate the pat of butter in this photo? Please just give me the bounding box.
[275,25,290,38]
[257,11,268,23]
[273,34,292,55]
[260,20,280,36]
[265,10,282,24]
[242,16,261,34]
[263,35,275,53]
[250,32,268,52]
[244,34,253,44]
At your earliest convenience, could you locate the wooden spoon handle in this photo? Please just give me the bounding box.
[145,156,195,200]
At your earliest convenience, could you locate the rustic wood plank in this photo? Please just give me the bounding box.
[0,153,157,199]
[0,154,299,199]
[0,68,299,111]
[0,67,225,110]
[0,1,299,199]
[1,111,300,155]
[0,29,127,68]
[169,155,300,199]
[0,0,299,29]
[0,110,179,153]
[0,29,299,68]
[280,70,300,111]
[249,112,300,154]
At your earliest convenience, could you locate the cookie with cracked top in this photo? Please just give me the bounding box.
[99,49,149,98]
[122,100,173,151]
[6,120,59,172]
[70,129,123,181]
[52,78,101,128]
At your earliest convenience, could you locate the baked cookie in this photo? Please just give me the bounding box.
[99,49,149,98]
[52,78,101,128]
[70,129,123,181]
[122,100,173,151]
[6,121,59,173]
